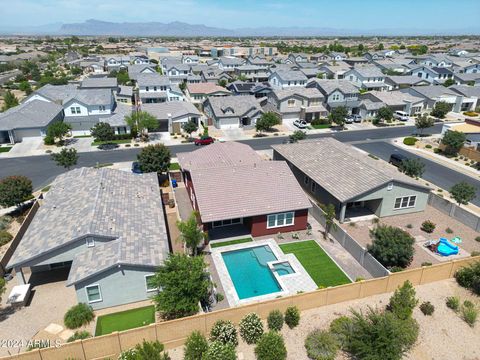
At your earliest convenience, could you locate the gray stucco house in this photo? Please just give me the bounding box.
[7,168,170,310]
[272,138,430,223]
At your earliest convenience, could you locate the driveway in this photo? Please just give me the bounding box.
[222,128,245,141]
[3,137,44,157]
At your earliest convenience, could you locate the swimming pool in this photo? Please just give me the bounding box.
[222,245,282,300]
[273,262,295,276]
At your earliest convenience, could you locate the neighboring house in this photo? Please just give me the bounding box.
[453,73,480,85]
[102,104,132,135]
[203,95,263,129]
[373,59,410,74]
[200,68,232,83]
[385,75,431,90]
[115,85,134,105]
[409,66,454,84]
[185,83,231,104]
[0,100,64,144]
[104,55,130,71]
[329,52,347,61]
[79,61,105,74]
[234,65,270,82]
[449,49,469,57]
[182,55,199,64]
[141,101,201,133]
[441,118,480,147]
[358,91,425,119]
[165,63,192,84]
[449,85,480,111]
[186,74,202,84]
[317,61,351,80]
[227,81,273,98]
[137,73,185,104]
[79,77,119,92]
[268,70,308,89]
[287,53,309,63]
[417,55,453,68]
[306,79,360,112]
[217,57,245,72]
[177,142,312,237]
[400,86,467,112]
[272,138,430,223]
[266,87,327,122]
[246,55,272,68]
[127,64,157,81]
[130,54,150,65]
[7,168,170,310]
[463,63,480,74]
[344,66,388,91]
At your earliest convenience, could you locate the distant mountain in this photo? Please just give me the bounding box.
[0,22,63,35]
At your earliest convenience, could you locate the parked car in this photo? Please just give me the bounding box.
[352,114,362,123]
[131,161,142,174]
[345,115,354,124]
[194,136,215,146]
[389,153,409,167]
[394,111,409,121]
[293,120,308,129]
[98,143,119,150]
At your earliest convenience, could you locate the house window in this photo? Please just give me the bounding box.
[99,105,105,111]
[146,86,149,91]
[85,285,102,303]
[86,238,95,248]
[267,212,295,229]
[287,99,295,107]
[145,275,157,292]
[304,175,310,185]
[311,181,316,193]
[70,106,81,114]
[394,195,417,210]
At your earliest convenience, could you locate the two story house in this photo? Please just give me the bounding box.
[203,95,263,129]
[306,79,360,112]
[344,66,388,91]
[268,70,308,89]
[136,73,185,104]
[267,87,327,122]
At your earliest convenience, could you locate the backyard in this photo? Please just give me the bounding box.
[94,305,156,336]
[210,237,253,248]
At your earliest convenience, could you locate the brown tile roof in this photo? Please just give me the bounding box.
[187,82,231,95]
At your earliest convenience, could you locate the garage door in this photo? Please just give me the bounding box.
[149,120,169,133]
[219,118,240,129]
[282,113,299,121]
[14,128,42,142]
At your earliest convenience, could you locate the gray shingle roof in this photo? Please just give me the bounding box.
[350,65,384,78]
[449,85,480,98]
[80,77,118,89]
[141,101,201,121]
[205,95,263,119]
[307,79,359,95]
[272,87,324,101]
[271,70,308,82]
[0,100,63,131]
[137,73,171,87]
[272,138,429,203]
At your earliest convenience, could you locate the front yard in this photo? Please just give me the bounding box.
[94,305,156,336]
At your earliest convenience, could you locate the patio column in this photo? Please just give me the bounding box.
[339,203,347,223]
[15,267,26,285]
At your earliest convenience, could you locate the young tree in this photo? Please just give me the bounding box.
[450,182,477,206]
[375,106,394,123]
[289,130,307,143]
[328,106,348,127]
[184,331,208,360]
[116,69,130,85]
[0,175,32,208]
[137,144,171,174]
[177,212,204,255]
[51,148,78,169]
[367,225,415,268]
[182,120,198,138]
[320,203,337,240]
[153,253,211,320]
[218,79,227,87]
[125,111,158,135]
[90,122,115,142]
[120,340,170,360]
[47,122,72,144]
[388,281,418,320]
[1,90,19,111]
[399,158,425,178]
[255,112,280,133]
[414,114,435,135]
[431,101,451,119]
[441,130,466,156]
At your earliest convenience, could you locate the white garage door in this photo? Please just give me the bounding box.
[219,118,240,129]
[282,113,299,121]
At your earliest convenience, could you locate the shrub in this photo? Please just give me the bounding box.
[203,341,236,360]
[471,251,480,257]
[454,261,480,291]
[329,316,353,349]
[406,224,413,229]
[184,331,208,360]
[425,144,432,149]
[463,300,474,309]
[421,262,432,267]
[388,281,418,320]
[63,303,94,329]
[43,135,55,145]
[446,296,460,311]
[67,330,91,342]
[284,306,301,329]
[304,329,339,360]
[367,225,415,268]
[0,230,13,246]
[118,340,170,360]
[476,237,480,243]
[420,220,436,233]
[419,301,435,316]
[461,303,478,327]
[403,137,418,146]
[254,331,287,360]
[267,309,284,331]
[239,313,264,344]
[209,320,238,347]
[445,227,453,234]
[0,216,12,231]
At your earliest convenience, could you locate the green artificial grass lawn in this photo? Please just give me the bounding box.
[309,124,331,129]
[169,162,181,171]
[95,305,155,336]
[210,237,253,248]
[0,147,12,153]
[73,135,92,138]
[91,139,132,146]
[280,240,351,288]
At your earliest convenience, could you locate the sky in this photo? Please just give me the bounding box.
[0,0,479,32]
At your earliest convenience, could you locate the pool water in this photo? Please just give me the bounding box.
[273,262,295,276]
[222,245,282,299]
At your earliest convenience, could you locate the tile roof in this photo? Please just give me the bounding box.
[141,101,201,121]
[307,79,359,95]
[80,77,118,88]
[205,95,263,119]
[271,70,308,82]
[187,82,231,95]
[137,73,171,87]
[0,100,63,131]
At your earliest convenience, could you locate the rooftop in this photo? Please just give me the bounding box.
[187,82,231,95]
[0,100,63,131]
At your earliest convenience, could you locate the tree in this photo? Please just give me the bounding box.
[125,111,158,135]
[116,69,130,85]
[120,340,170,360]
[51,148,78,169]
[18,81,32,95]
[47,121,72,144]
[388,281,418,320]
[254,331,287,360]
[255,112,280,133]
[289,130,307,143]
[414,114,434,135]
[399,158,425,178]
[90,122,115,142]
[443,78,455,87]
[152,253,212,320]
[182,121,198,138]
[450,182,477,206]
[441,130,466,156]
[1,90,19,111]
[367,225,415,268]
[137,144,171,174]
[179,81,187,92]
[328,106,348,126]
[376,43,385,51]
[0,175,33,208]
[177,212,204,255]
[320,203,337,240]
[431,101,451,119]
[218,79,227,87]
[375,106,394,123]
[184,331,208,360]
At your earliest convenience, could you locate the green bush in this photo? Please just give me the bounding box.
[445,227,453,234]
[184,331,208,360]
[63,303,94,329]
[239,313,264,344]
[284,306,300,329]
[446,296,460,311]
[0,230,13,246]
[425,144,432,149]
[209,320,238,347]
[475,236,480,243]
[118,340,170,360]
[311,118,331,126]
[203,341,236,360]
[0,216,12,231]
[254,331,287,360]
[388,281,418,320]
[367,225,415,268]
[43,135,55,145]
[267,309,284,331]
[420,220,436,233]
[421,262,432,267]
[304,329,339,360]
[419,301,435,316]
[461,303,478,327]
[455,262,480,293]
[329,316,353,349]
[403,137,418,146]
[67,330,91,342]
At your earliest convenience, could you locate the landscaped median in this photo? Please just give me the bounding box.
[94,305,156,336]
[91,139,132,146]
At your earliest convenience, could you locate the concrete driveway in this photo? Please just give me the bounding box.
[3,137,44,157]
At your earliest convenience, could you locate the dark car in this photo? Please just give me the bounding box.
[131,161,142,174]
[194,136,215,146]
[98,143,119,151]
[389,153,409,167]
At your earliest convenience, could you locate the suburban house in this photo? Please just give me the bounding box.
[227,81,273,98]
[127,64,157,80]
[400,86,468,112]
[115,85,134,105]
[453,72,480,85]
[79,77,119,92]
[385,75,431,90]
[329,52,348,61]
[416,55,454,68]
[272,138,430,223]
[266,87,327,122]
[141,101,202,133]
[234,65,270,82]
[200,68,232,83]
[7,167,170,310]
[441,118,480,147]
[409,66,454,84]
[449,85,480,111]
[268,70,308,89]
[287,53,309,63]
[104,55,130,71]
[344,66,388,91]
[182,55,199,64]
[130,54,150,65]
[318,62,351,79]
[357,91,424,119]
[203,95,263,129]
[0,100,63,144]
[177,142,312,237]
[306,79,360,112]
[217,57,245,72]
[462,63,480,74]
[164,63,192,84]
[185,83,231,104]
[246,55,272,68]
[136,73,184,104]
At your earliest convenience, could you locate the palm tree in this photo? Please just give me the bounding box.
[320,203,338,240]
[176,212,205,256]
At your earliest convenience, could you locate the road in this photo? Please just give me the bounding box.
[0,124,444,190]
[354,141,480,207]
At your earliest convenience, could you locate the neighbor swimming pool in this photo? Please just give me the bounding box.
[222,245,282,300]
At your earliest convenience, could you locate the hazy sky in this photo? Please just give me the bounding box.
[1,0,479,31]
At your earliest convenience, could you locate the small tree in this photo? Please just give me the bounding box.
[441,130,466,156]
[367,225,415,268]
[267,309,284,331]
[177,212,204,255]
[137,144,171,174]
[203,341,236,360]
[64,303,94,329]
[320,204,337,240]
[184,331,208,360]
[209,320,238,347]
[218,79,227,87]
[179,81,187,92]
[153,254,211,320]
[19,81,32,95]
[284,306,301,328]
[431,101,451,119]
[125,111,158,135]
[289,130,307,143]
[255,112,280,133]
[254,331,287,360]
[388,281,418,320]
[415,114,434,135]
[116,69,130,85]
[375,106,394,123]
[450,182,477,206]
[120,340,170,360]
[239,313,264,344]
[1,90,19,111]
[90,122,115,142]
[47,121,72,144]
[182,121,198,138]
[0,175,33,208]
[443,78,455,87]
[328,106,348,127]
[399,158,425,178]
[51,148,78,169]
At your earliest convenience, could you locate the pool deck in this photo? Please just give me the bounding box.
[210,239,317,307]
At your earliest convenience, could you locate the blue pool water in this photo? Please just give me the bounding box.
[273,262,295,276]
[222,245,282,299]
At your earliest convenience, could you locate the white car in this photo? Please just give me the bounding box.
[293,120,308,129]
[394,111,409,121]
